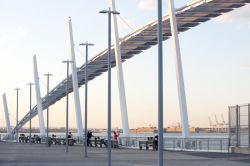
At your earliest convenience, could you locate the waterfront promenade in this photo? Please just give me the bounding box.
[0,142,249,166]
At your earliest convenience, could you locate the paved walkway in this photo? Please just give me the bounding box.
[0,142,249,166]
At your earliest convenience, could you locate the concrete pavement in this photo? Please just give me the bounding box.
[0,142,249,166]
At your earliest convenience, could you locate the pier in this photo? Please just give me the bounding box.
[1,0,250,166]
[0,142,249,166]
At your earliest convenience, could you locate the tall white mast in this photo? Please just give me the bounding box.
[168,0,190,137]
[109,0,130,137]
[33,55,46,136]
[67,17,84,137]
[2,93,12,136]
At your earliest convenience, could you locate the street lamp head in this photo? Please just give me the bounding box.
[79,42,94,46]
[99,10,109,14]
[111,10,120,15]
[62,60,74,63]
[27,83,34,85]
[44,73,53,77]
[99,10,120,15]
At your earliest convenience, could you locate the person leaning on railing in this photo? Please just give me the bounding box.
[154,135,158,150]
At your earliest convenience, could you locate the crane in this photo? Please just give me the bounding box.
[208,117,216,132]
[221,114,228,132]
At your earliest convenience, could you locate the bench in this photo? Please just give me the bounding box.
[104,140,119,148]
[19,134,28,143]
[51,138,74,145]
[89,139,118,148]
[89,138,106,147]
[20,135,41,144]
[139,140,156,150]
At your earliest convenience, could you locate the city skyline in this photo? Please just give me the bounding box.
[0,0,250,130]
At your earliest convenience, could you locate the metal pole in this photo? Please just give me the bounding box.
[15,88,21,142]
[44,73,52,147]
[79,41,94,158]
[157,0,164,166]
[27,83,34,144]
[228,106,231,147]
[108,9,112,166]
[236,105,239,147]
[85,44,88,157]
[66,62,69,152]
[63,60,73,152]
[99,8,120,166]
[29,85,32,144]
[248,104,250,148]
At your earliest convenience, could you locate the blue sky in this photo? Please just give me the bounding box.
[0,0,250,129]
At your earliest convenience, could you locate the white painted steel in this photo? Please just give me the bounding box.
[109,0,130,137]
[2,93,12,136]
[68,18,84,137]
[33,55,46,136]
[12,0,250,138]
[168,0,189,138]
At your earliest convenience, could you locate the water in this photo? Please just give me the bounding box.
[0,132,229,139]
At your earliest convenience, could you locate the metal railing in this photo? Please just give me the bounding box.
[118,136,230,152]
[229,104,250,148]
[1,133,230,153]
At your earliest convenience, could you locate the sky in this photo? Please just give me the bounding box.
[0,0,250,130]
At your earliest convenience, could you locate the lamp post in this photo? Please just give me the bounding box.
[27,83,34,144]
[14,88,21,142]
[157,0,164,166]
[99,8,120,166]
[79,41,94,158]
[44,73,53,147]
[62,60,73,152]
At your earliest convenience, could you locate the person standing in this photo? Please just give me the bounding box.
[113,131,119,141]
[87,131,93,146]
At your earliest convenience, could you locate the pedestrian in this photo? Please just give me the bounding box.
[87,131,93,146]
[113,131,119,141]
[68,132,72,138]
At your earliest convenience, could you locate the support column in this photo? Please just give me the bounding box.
[2,93,12,137]
[33,55,46,136]
[109,0,130,137]
[67,17,84,137]
[168,0,189,138]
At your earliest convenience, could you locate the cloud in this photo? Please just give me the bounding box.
[216,4,250,27]
[138,0,156,11]
[0,24,29,45]
[240,64,250,68]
